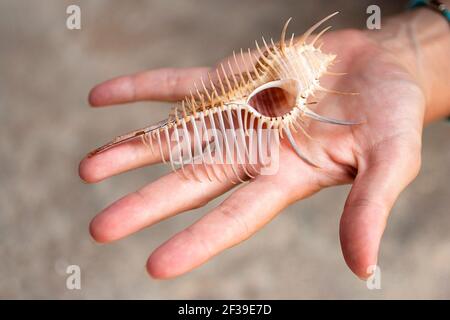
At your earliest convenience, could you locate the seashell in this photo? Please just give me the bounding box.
[89,12,359,182]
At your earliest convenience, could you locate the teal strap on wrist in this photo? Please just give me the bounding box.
[408,0,450,22]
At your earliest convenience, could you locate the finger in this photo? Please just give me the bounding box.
[88,67,211,106]
[89,165,246,243]
[339,137,421,279]
[79,120,202,183]
[79,134,164,183]
[146,173,315,279]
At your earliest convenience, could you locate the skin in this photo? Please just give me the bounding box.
[79,8,450,280]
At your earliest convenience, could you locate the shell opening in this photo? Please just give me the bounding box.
[246,79,298,118]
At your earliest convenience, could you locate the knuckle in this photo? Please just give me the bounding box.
[218,202,250,238]
[344,197,388,216]
[163,68,181,92]
[185,226,213,257]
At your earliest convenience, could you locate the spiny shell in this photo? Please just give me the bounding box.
[90,12,358,181]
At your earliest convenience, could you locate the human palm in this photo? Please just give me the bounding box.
[80,30,424,279]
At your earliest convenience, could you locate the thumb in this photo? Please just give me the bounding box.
[340,138,421,279]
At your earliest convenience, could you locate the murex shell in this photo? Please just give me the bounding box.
[90,12,359,182]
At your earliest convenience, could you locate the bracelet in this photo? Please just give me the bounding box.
[409,0,450,22]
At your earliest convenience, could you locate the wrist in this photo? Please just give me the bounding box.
[363,5,450,124]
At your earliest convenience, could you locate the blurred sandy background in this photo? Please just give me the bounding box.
[1,0,449,299]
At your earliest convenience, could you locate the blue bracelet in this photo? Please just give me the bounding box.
[409,0,450,22]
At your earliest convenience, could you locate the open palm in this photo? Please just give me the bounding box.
[80,30,424,279]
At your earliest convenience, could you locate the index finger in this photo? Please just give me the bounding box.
[88,67,211,107]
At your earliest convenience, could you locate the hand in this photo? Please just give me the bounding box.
[80,22,445,279]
